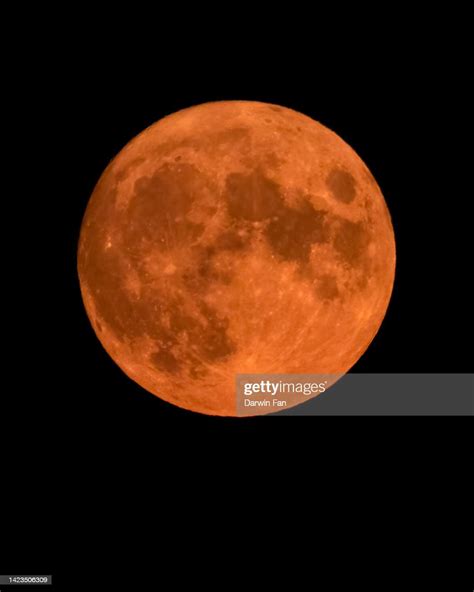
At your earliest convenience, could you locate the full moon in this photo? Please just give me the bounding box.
[78,101,395,416]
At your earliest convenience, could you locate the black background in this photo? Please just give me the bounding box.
[3,13,472,589]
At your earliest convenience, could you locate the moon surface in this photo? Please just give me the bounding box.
[78,101,395,416]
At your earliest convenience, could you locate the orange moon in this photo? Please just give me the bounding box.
[78,101,395,416]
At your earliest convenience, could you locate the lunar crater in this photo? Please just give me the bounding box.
[326,168,357,204]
